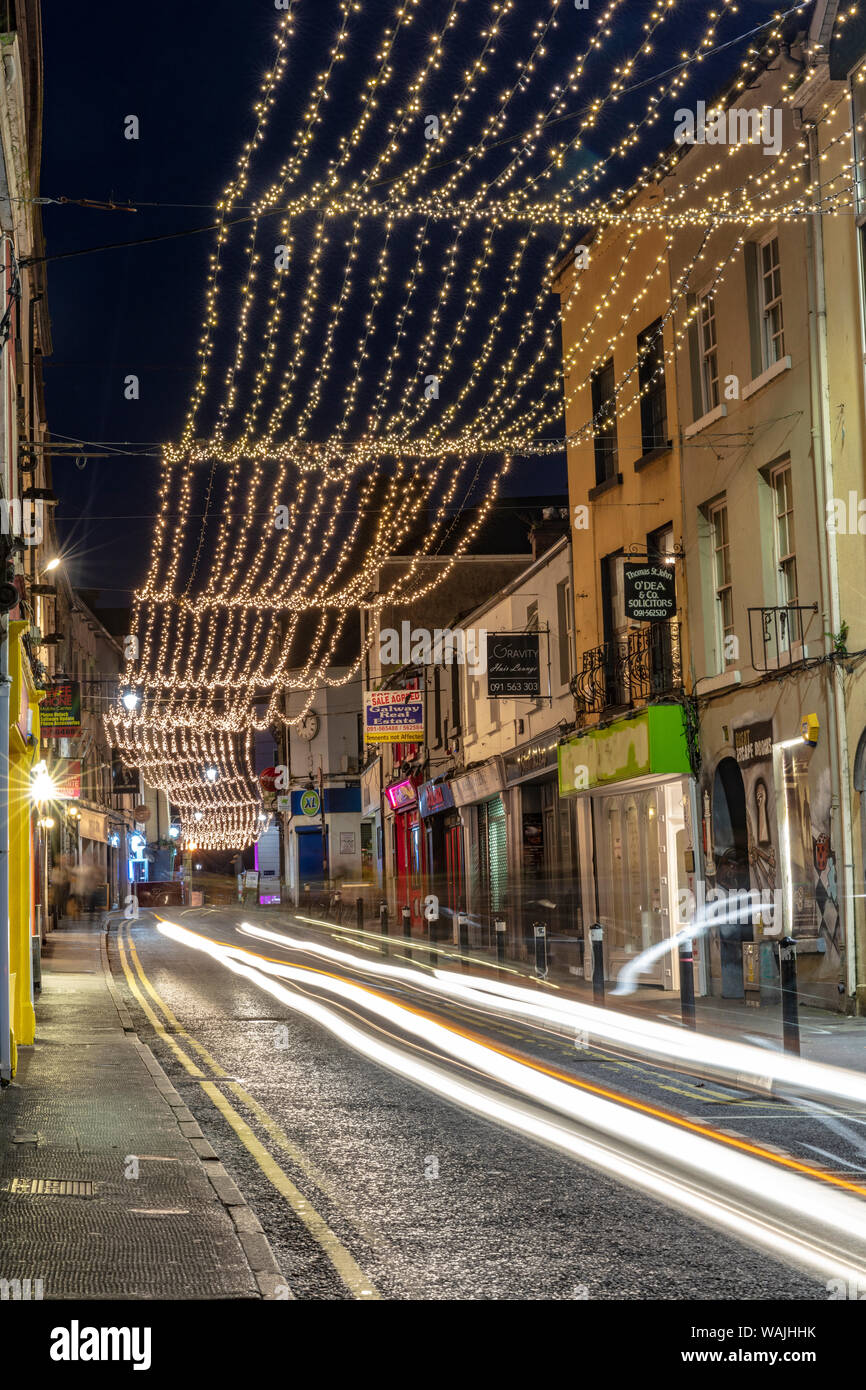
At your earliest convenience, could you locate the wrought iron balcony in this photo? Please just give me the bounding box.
[748,604,817,673]
[571,620,682,716]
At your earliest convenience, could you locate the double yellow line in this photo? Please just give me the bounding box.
[116,921,381,1300]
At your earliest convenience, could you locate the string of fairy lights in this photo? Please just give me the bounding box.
[103,0,861,848]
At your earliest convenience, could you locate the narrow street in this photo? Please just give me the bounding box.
[105,906,865,1301]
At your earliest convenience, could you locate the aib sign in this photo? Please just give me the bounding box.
[622,562,676,623]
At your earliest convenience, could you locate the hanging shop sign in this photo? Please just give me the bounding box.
[418,779,455,817]
[40,680,81,738]
[55,758,81,800]
[622,561,677,623]
[384,778,416,811]
[486,633,540,698]
[558,706,691,795]
[733,719,773,767]
[364,690,424,744]
[299,788,321,817]
[78,809,107,843]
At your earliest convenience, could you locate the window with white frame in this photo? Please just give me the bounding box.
[771,462,798,609]
[709,500,734,669]
[698,291,720,412]
[556,578,574,687]
[760,235,784,366]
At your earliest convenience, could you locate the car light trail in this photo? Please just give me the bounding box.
[159,918,866,1285]
[235,919,866,1115]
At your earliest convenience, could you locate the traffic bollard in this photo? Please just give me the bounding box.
[457,911,469,968]
[679,937,696,1030]
[356,897,364,933]
[533,920,548,979]
[379,899,389,952]
[590,923,605,1004]
[494,917,507,972]
[779,936,800,1055]
[402,904,412,939]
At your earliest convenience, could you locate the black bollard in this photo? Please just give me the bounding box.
[590,923,605,1004]
[402,904,412,939]
[778,936,800,1055]
[356,897,364,933]
[457,911,469,968]
[679,937,696,1030]
[494,917,507,972]
[533,920,548,979]
[379,898,389,952]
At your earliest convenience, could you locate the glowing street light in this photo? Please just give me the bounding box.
[31,761,56,805]
[121,689,140,712]
[43,557,62,573]
[204,766,218,783]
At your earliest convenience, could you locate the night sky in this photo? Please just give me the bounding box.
[38,0,788,604]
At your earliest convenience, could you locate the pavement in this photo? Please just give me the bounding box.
[0,917,286,1300]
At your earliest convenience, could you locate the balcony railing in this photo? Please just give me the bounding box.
[572,620,682,716]
[748,604,817,672]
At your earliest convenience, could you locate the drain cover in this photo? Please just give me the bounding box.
[4,1178,94,1197]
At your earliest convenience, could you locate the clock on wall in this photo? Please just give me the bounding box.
[296,712,319,741]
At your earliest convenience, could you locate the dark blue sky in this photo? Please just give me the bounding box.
[38,0,789,601]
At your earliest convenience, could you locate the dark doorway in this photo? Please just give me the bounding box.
[712,756,752,997]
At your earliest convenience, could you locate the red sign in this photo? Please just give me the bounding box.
[259,766,278,793]
[385,778,416,810]
[41,681,81,738]
[56,760,81,800]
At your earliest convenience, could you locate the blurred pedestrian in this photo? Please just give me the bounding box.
[50,856,70,923]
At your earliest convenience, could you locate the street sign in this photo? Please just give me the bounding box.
[299,788,321,817]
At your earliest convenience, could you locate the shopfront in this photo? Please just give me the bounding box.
[385,775,425,928]
[360,758,382,891]
[417,778,462,936]
[503,731,581,966]
[452,759,508,945]
[559,705,701,994]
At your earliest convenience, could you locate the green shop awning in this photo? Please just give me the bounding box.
[558,705,691,796]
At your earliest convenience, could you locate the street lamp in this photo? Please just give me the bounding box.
[121,689,140,712]
[30,761,56,805]
[204,766,218,783]
[43,557,62,574]
[194,810,203,822]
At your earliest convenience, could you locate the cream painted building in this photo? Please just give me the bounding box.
[555,190,701,996]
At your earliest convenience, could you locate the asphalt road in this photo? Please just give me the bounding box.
[105,904,866,1301]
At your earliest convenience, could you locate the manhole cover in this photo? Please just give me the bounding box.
[4,1178,94,1197]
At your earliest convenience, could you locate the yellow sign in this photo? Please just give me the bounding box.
[800,712,819,746]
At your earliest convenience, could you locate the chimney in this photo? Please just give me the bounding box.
[529,507,569,560]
